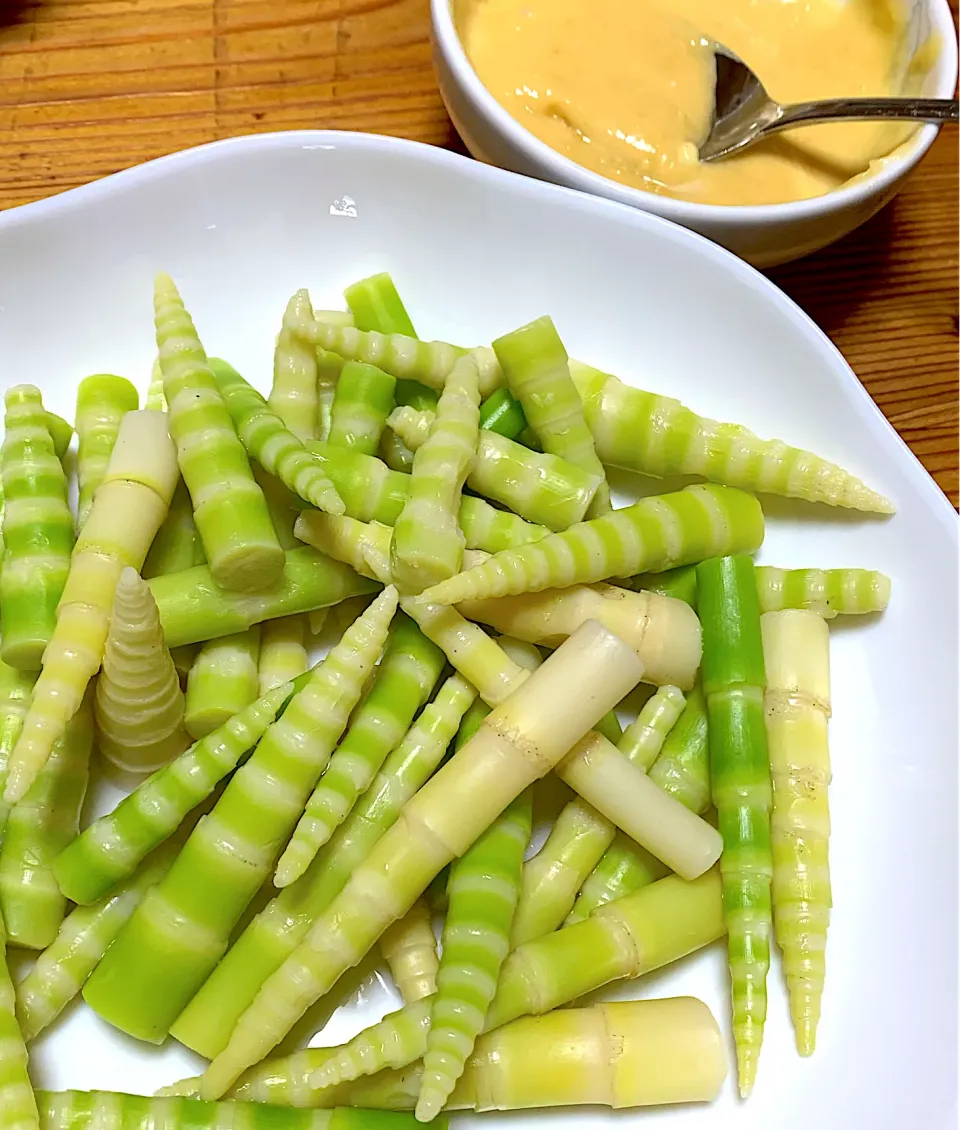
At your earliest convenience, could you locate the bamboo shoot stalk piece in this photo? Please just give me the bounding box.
[142,481,206,579]
[344,273,440,418]
[303,316,502,399]
[210,361,344,515]
[296,870,724,1094]
[570,360,893,512]
[457,497,549,552]
[171,672,477,1061]
[494,315,610,517]
[16,847,175,1041]
[146,357,167,411]
[555,731,722,881]
[258,616,309,695]
[698,554,773,1098]
[457,575,702,688]
[184,627,262,740]
[0,912,38,1130]
[155,273,285,591]
[567,684,708,924]
[417,790,532,1121]
[1,386,76,671]
[0,694,94,949]
[52,678,301,907]
[328,362,397,456]
[648,682,712,814]
[418,483,765,606]
[147,547,379,650]
[362,546,527,708]
[761,609,832,1056]
[34,1092,430,1130]
[631,563,892,619]
[84,589,398,1042]
[44,414,74,463]
[380,898,439,1005]
[274,614,445,887]
[514,684,684,945]
[391,355,480,593]
[387,408,600,532]
[199,620,644,1098]
[94,567,190,775]
[270,289,321,441]
[358,998,726,1113]
[74,375,140,531]
[0,664,35,838]
[4,408,180,805]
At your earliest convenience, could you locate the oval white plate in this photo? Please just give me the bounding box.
[0,131,955,1130]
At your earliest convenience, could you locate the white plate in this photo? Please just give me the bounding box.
[0,131,955,1130]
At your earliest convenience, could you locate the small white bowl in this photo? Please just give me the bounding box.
[431,0,958,266]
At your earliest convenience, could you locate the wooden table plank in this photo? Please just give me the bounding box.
[1,0,956,504]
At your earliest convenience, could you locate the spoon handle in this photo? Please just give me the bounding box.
[778,97,959,129]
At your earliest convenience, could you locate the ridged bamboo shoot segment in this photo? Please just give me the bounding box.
[4,410,179,805]
[762,608,832,1057]
[380,898,438,1005]
[457,578,701,689]
[445,997,725,1111]
[94,568,189,775]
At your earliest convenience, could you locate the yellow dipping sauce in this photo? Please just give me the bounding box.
[459,0,914,206]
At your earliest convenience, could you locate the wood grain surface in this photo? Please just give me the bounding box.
[0,0,956,504]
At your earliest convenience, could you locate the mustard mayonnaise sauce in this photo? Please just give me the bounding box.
[459,0,914,206]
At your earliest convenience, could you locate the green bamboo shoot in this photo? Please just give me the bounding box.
[419,484,765,606]
[0,912,37,1130]
[210,361,343,515]
[495,316,609,517]
[74,375,139,530]
[35,1092,427,1130]
[417,791,531,1121]
[271,289,320,441]
[1,386,75,671]
[632,563,892,619]
[328,362,397,457]
[303,318,502,398]
[156,273,284,591]
[147,547,379,650]
[184,628,262,740]
[762,609,832,1056]
[146,357,167,412]
[142,481,206,579]
[0,663,33,836]
[0,695,94,949]
[698,554,772,1098]
[391,356,480,593]
[571,361,893,512]
[380,898,439,1005]
[258,616,309,695]
[94,567,190,775]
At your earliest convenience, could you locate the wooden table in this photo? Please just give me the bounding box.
[1,0,956,504]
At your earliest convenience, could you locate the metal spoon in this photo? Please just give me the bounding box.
[700,46,958,162]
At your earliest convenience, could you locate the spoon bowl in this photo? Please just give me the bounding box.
[700,45,959,162]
